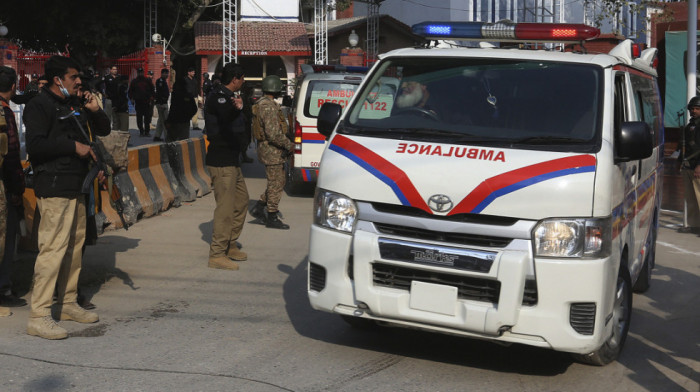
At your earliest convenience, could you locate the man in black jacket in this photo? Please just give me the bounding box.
[204,62,248,270]
[153,68,170,142]
[24,55,111,339]
[128,67,155,137]
[103,65,119,129]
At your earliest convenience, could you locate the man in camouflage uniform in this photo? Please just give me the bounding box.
[250,75,294,230]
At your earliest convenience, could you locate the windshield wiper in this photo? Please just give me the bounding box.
[511,136,588,145]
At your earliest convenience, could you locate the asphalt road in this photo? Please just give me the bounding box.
[0,151,698,391]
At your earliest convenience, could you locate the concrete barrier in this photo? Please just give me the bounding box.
[165,137,211,201]
[20,136,213,245]
[189,137,212,195]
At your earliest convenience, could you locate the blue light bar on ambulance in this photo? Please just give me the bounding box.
[413,21,600,42]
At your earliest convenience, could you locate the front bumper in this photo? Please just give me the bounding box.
[308,215,617,354]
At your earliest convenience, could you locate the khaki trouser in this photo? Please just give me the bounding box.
[208,166,249,258]
[683,168,700,227]
[30,196,86,318]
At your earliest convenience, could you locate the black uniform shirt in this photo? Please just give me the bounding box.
[204,85,246,167]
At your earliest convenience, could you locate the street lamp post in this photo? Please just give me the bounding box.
[348,30,359,48]
[152,33,167,65]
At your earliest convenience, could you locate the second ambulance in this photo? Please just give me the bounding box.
[308,21,663,365]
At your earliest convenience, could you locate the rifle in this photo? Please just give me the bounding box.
[59,110,130,230]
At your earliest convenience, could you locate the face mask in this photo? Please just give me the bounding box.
[58,79,70,98]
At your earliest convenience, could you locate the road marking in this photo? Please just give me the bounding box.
[657,241,700,256]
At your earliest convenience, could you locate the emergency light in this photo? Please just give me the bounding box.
[413,21,600,43]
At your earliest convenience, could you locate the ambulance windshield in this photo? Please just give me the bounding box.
[343,57,602,151]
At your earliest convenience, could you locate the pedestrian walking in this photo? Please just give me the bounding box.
[103,65,120,129]
[202,73,212,99]
[128,67,155,137]
[680,96,700,234]
[250,75,294,230]
[165,78,197,142]
[146,70,156,133]
[113,75,130,133]
[185,67,202,130]
[203,62,248,270]
[23,55,111,339]
[0,66,24,316]
[154,68,170,142]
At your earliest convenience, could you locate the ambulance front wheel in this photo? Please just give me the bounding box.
[633,218,657,293]
[572,264,632,366]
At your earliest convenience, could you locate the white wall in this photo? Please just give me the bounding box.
[241,0,299,22]
[354,0,452,27]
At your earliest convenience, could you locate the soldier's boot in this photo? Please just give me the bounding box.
[59,303,99,323]
[27,316,68,340]
[266,212,290,230]
[208,256,240,270]
[250,201,266,221]
[226,247,248,261]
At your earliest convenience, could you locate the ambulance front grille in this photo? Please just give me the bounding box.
[372,263,501,304]
[371,202,519,225]
[374,223,511,248]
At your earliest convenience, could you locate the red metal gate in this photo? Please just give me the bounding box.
[97,50,149,81]
[16,51,56,91]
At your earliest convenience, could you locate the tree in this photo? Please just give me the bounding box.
[1,0,212,65]
[589,0,676,35]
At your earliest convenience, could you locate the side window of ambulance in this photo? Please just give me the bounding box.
[614,73,627,134]
[630,74,662,147]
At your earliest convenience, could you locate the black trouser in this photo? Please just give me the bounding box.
[135,100,151,134]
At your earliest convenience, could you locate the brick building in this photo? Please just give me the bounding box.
[194,21,311,94]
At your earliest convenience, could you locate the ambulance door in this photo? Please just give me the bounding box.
[613,71,638,258]
[628,74,661,278]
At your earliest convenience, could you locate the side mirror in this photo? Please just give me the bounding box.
[317,102,343,139]
[615,121,653,162]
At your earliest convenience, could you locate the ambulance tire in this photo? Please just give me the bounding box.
[340,315,378,330]
[633,227,655,293]
[572,264,632,366]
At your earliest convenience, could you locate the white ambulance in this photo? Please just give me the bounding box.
[286,65,368,193]
[308,21,663,365]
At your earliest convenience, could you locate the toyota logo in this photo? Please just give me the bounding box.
[427,194,453,213]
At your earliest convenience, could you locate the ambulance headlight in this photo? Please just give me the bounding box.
[533,218,611,258]
[314,189,357,233]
